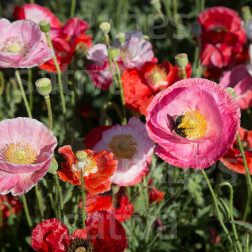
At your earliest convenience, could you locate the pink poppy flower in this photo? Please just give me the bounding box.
[85,117,154,186]
[219,65,252,110]
[14,4,92,72]
[146,78,240,170]
[0,19,53,68]
[86,37,154,90]
[198,7,246,68]
[0,118,57,195]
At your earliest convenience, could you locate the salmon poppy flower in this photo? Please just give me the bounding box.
[220,127,252,174]
[198,7,246,68]
[58,146,117,194]
[0,194,23,227]
[14,4,92,72]
[0,118,57,195]
[122,61,192,116]
[0,19,53,68]
[85,117,154,186]
[146,78,240,170]
[31,211,127,252]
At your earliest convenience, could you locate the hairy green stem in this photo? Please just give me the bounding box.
[45,32,66,118]
[236,134,252,220]
[217,182,242,252]
[81,169,86,229]
[0,71,4,97]
[28,68,33,111]
[54,174,64,221]
[35,184,44,221]
[201,170,233,247]
[44,96,53,130]
[15,70,32,118]
[45,175,57,218]
[143,176,149,211]
[21,194,32,230]
[70,0,76,17]
[113,59,127,124]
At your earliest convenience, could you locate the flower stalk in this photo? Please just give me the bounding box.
[21,194,32,230]
[81,169,86,229]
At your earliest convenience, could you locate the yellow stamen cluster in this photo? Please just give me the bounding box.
[8,44,21,53]
[177,110,207,140]
[109,135,137,159]
[145,66,167,86]
[5,142,37,165]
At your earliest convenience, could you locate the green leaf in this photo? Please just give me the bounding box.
[234,221,252,232]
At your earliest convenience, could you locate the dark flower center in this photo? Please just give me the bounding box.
[67,238,93,252]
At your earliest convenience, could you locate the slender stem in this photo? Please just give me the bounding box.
[201,170,233,246]
[44,96,53,130]
[45,175,58,218]
[35,184,44,221]
[70,0,76,18]
[237,134,252,192]
[143,176,149,211]
[126,186,131,202]
[28,68,33,111]
[236,134,252,221]
[45,32,66,118]
[217,182,242,252]
[81,169,86,229]
[182,68,187,79]
[113,59,127,124]
[173,166,178,182]
[30,0,34,3]
[0,71,4,97]
[15,69,32,118]
[246,234,249,252]
[21,194,32,230]
[201,0,205,12]
[54,174,64,221]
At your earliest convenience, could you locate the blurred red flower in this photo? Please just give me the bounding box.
[14,4,92,72]
[82,188,134,222]
[58,146,117,194]
[198,7,246,68]
[121,61,192,116]
[0,194,23,227]
[31,211,127,252]
[220,127,252,174]
[148,187,164,204]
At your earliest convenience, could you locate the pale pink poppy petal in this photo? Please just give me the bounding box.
[0,171,19,195]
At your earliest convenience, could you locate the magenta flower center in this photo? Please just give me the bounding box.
[4,142,37,165]
[1,37,31,56]
[109,135,137,159]
[175,110,207,140]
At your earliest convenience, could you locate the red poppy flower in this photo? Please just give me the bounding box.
[121,61,192,116]
[31,211,127,252]
[58,146,117,194]
[220,127,252,174]
[82,211,128,252]
[14,4,92,72]
[198,7,246,68]
[148,187,165,204]
[0,194,23,227]
[81,189,134,223]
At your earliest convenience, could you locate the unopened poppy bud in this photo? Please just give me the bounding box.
[39,20,51,33]
[242,6,251,24]
[99,22,111,34]
[116,32,126,46]
[191,22,201,36]
[175,53,188,68]
[76,150,87,162]
[48,158,58,174]
[112,185,120,194]
[35,78,52,97]
[109,48,120,59]
[150,0,162,12]
[226,87,236,99]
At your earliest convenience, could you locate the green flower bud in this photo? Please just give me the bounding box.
[226,87,236,99]
[39,20,51,33]
[116,32,126,46]
[175,53,188,68]
[48,158,58,174]
[242,6,251,24]
[150,0,161,12]
[76,150,88,162]
[99,22,111,34]
[109,47,120,59]
[35,78,52,97]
